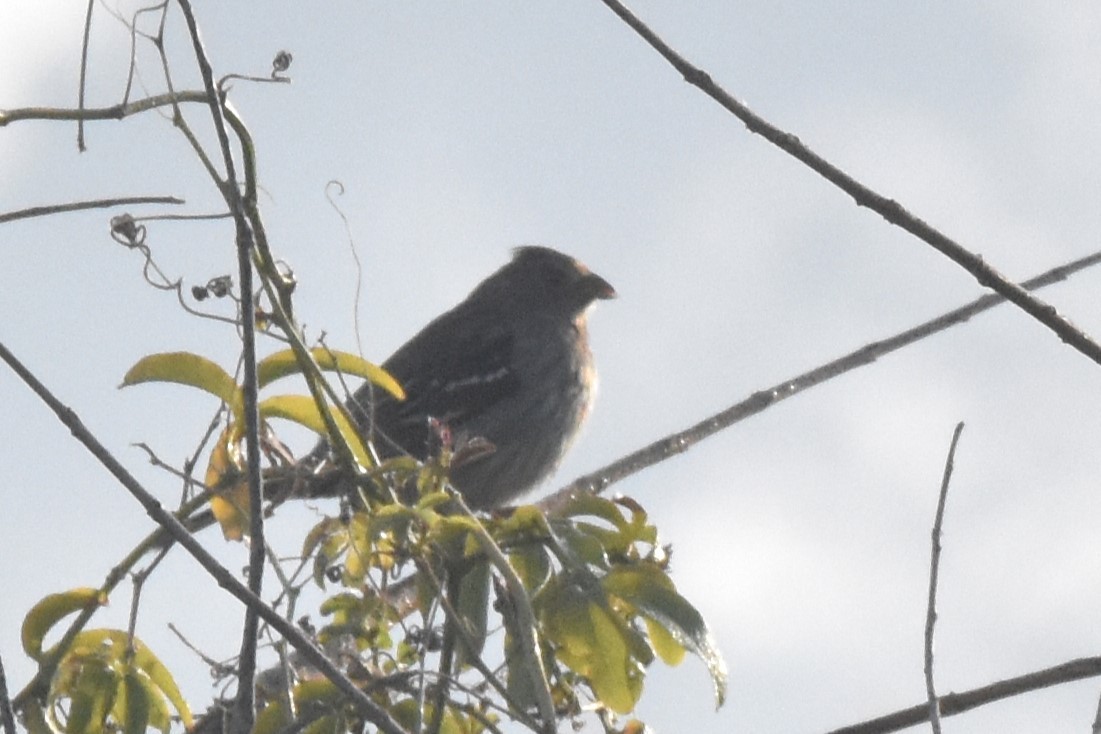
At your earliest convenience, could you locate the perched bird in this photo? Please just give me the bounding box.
[317,246,615,510]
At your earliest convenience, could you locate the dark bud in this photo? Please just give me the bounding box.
[272,51,293,76]
[407,625,444,652]
[109,213,145,247]
[206,275,233,298]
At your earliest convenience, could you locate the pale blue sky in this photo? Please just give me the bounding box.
[3,2,1101,732]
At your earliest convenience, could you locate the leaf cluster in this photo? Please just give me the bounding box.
[10,348,726,734]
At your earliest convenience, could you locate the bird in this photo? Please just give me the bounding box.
[313,246,615,510]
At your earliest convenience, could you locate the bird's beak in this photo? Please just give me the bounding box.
[587,272,616,301]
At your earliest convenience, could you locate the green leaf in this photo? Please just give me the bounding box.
[120,352,243,424]
[256,347,404,399]
[427,515,482,559]
[58,630,193,729]
[117,670,151,734]
[507,544,552,594]
[21,587,105,661]
[318,592,394,651]
[125,668,172,734]
[539,578,642,714]
[64,658,119,734]
[127,635,193,728]
[254,679,342,734]
[390,699,469,734]
[602,564,728,708]
[259,394,373,467]
[302,714,342,734]
[453,560,491,667]
[547,520,610,571]
[556,492,629,531]
[643,618,686,666]
[503,630,539,713]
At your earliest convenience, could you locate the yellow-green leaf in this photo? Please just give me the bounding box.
[302,714,341,734]
[64,658,119,734]
[205,425,250,541]
[21,588,105,661]
[128,636,193,728]
[454,561,491,667]
[256,348,404,400]
[547,521,609,570]
[254,679,342,734]
[508,545,551,594]
[540,581,641,714]
[259,394,372,467]
[644,617,686,666]
[389,699,467,734]
[61,630,192,730]
[602,564,727,708]
[253,697,289,734]
[127,667,172,734]
[117,669,151,734]
[121,352,243,424]
[557,492,629,530]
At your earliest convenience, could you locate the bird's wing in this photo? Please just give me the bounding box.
[359,314,521,458]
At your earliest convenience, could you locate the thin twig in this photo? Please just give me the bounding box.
[0,89,211,126]
[598,0,1101,369]
[324,181,366,358]
[452,496,557,734]
[545,247,1101,511]
[128,544,172,646]
[169,623,234,678]
[415,563,542,732]
[171,4,265,732]
[0,651,15,734]
[77,0,94,149]
[0,196,184,224]
[924,422,964,734]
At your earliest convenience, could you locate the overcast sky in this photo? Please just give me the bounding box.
[4,2,1101,732]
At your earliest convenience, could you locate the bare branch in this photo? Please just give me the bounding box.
[826,655,1101,734]
[545,247,1101,510]
[77,0,94,149]
[0,90,212,126]
[924,422,965,734]
[0,196,184,224]
[597,0,1101,369]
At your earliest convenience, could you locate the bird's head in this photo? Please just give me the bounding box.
[472,245,615,320]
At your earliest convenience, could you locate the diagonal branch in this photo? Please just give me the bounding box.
[826,655,1101,734]
[546,247,1101,508]
[597,0,1101,368]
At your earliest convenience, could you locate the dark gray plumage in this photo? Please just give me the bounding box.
[332,246,614,510]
